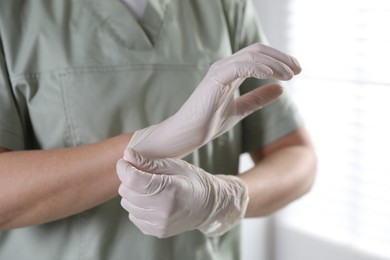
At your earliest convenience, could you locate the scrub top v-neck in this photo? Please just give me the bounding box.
[85,0,167,49]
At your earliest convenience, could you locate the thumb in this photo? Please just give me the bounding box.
[124,148,142,166]
[235,83,283,117]
[124,148,157,173]
[124,148,191,176]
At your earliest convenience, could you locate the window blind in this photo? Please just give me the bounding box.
[276,0,390,258]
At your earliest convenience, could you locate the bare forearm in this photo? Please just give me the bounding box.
[239,145,317,217]
[0,133,131,230]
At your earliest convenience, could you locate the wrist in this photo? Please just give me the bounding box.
[198,174,249,237]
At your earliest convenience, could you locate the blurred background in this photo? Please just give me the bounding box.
[240,0,390,259]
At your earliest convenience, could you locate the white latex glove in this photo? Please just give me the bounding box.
[117,149,249,238]
[128,43,301,159]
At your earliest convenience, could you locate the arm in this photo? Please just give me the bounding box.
[0,43,300,231]
[0,133,131,230]
[239,127,317,217]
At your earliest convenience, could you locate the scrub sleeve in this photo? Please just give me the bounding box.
[0,41,25,151]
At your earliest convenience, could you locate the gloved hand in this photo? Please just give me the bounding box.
[117,149,249,238]
[128,43,301,159]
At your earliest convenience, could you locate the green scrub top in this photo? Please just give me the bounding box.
[0,0,302,259]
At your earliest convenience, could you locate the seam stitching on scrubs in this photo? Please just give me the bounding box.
[57,65,211,75]
[10,63,213,81]
[58,73,78,147]
[0,128,23,139]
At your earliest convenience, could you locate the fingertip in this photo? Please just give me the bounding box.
[284,69,295,80]
[291,56,302,74]
[269,82,284,92]
[274,84,284,97]
[124,148,140,165]
[125,149,157,173]
[116,158,131,183]
[262,83,284,99]
[123,147,132,160]
[117,158,129,171]
[264,66,274,78]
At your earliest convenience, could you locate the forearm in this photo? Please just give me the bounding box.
[0,133,131,230]
[239,145,317,217]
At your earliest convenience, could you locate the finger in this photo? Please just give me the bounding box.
[120,197,166,225]
[130,211,176,239]
[125,148,191,176]
[216,51,294,84]
[124,148,144,166]
[128,212,166,238]
[117,158,158,193]
[235,83,284,117]
[116,159,136,185]
[233,43,302,75]
[119,185,175,234]
[124,148,163,173]
[120,196,156,218]
[237,51,295,80]
[213,62,273,85]
[122,204,160,237]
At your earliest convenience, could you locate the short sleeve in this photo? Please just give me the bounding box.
[240,78,303,153]
[234,0,304,153]
[0,40,25,150]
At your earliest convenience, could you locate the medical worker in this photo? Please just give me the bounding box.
[0,0,317,259]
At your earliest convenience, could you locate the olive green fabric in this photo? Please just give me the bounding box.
[0,0,302,259]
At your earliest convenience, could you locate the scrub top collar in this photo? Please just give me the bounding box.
[86,0,170,50]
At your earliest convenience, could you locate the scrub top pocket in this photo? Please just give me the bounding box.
[58,64,209,146]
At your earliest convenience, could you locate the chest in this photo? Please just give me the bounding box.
[2,0,237,148]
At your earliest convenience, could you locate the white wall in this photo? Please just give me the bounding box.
[244,1,390,260]
[274,224,389,260]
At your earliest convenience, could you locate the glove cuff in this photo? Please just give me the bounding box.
[197,174,249,237]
